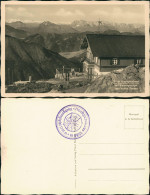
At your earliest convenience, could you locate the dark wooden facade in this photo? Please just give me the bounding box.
[83,34,145,77]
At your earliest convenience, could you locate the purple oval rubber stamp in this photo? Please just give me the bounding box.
[56,104,90,139]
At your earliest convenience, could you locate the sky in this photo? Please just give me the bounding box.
[5,4,145,24]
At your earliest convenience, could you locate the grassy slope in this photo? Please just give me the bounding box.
[5,35,77,84]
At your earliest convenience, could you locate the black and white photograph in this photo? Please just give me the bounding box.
[1,1,149,97]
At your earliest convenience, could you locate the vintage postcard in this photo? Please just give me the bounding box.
[1,98,149,194]
[1,1,149,97]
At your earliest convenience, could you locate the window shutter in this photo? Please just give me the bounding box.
[134,59,137,65]
[118,59,120,65]
[110,59,113,65]
[141,59,143,64]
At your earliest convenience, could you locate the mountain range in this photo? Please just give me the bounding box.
[6,21,77,34]
[5,20,145,84]
[6,20,144,35]
[5,35,78,84]
[5,20,144,53]
[6,25,30,39]
[24,32,86,52]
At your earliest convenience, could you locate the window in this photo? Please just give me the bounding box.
[136,59,142,64]
[94,57,98,64]
[111,58,119,65]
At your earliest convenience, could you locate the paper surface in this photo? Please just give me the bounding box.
[1,98,149,194]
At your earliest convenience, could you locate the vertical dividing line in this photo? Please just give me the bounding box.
[74,139,77,189]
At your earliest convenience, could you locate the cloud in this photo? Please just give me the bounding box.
[6,7,14,12]
[5,4,144,25]
[90,7,144,24]
[6,6,33,21]
[56,8,84,17]
[56,8,72,17]
[6,6,26,13]
[17,7,26,12]
[74,10,85,17]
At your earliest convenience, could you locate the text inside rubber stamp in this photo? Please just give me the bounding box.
[55,104,90,139]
